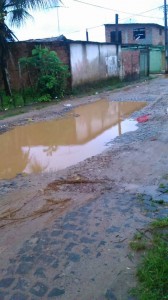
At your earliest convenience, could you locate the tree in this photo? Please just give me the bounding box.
[0,0,61,96]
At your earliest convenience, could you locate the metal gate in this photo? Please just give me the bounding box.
[140,50,149,76]
[150,49,162,73]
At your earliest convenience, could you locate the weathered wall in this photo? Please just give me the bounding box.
[151,27,164,46]
[105,24,164,46]
[120,50,140,80]
[70,42,120,87]
[6,41,70,90]
[1,40,144,92]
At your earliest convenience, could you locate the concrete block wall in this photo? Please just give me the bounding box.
[70,42,119,87]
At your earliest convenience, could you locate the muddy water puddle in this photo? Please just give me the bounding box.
[0,100,146,179]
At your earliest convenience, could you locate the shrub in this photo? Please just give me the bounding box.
[19,46,69,99]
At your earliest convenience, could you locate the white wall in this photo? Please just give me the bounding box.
[70,42,120,87]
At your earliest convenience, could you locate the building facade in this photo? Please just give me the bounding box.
[105,23,165,46]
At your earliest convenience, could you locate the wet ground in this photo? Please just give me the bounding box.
[0,101,146,180]
[0,76,168,299]
[1,191,168,300]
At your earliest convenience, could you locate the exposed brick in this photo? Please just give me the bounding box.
[121,50,140,80]
[2,41,71,91]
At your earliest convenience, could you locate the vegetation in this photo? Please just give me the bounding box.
[0,0,60,96]
[130,232,147,251]
[151,217,168,228]
[19,46,69,100]
[72,77,125,97]
[130,217,168,299]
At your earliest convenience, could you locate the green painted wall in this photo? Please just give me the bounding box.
[150,49,162,73]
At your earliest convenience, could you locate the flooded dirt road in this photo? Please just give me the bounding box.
[0,76,168,299]
[0,101,146,180]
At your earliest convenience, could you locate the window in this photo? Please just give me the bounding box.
[110,31,122,44]
[159,28,162,35]
[133,28,145,40]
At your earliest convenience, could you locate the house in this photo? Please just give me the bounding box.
[104,23,165,76]
[104,23,165,46]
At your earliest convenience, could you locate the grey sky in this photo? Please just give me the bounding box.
[10,0,165,41]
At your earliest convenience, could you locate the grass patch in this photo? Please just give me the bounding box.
[0,110,25,120]
[71,77,123,96]
[159,183,166,188]
[132,238,168,300]
[0,75,154,119]
[130,240,147,251]
[130,218,168,299]
[71,76,149,97]
[151,217,168,228]
[130,232,148,251]
[0,93,62,120]
[136,193,144,201]
[152,199,165,205]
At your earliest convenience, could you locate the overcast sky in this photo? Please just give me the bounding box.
[9,0,165,42]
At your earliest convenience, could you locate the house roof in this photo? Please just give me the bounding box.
[104,23,164,29]
[24,35,70,43]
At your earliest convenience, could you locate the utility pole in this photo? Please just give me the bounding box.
[164,0,168,73]
[115,14,119,75]
[57,7,60,35]
[86,29,89,41]
[115,14,119,56]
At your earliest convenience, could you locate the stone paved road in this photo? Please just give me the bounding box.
[0,189,167,300]
[1,76,168,300]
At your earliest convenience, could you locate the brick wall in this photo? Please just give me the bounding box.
[4,41,71,90]
[105,24,164,46]
[121,50,140,80]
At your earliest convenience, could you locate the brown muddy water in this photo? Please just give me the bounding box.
[0,100,146,180]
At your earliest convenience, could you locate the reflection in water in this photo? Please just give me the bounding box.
[0,100,146,179]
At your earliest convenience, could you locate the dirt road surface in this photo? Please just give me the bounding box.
[0,76,168,300]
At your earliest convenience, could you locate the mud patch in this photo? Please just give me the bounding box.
[45,175,107,193]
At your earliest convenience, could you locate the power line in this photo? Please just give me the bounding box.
[70,0,163,20]
[136,6,163,15]
[121,6,163,21]
[57,4,164,36]
[46,0,164,37]
[64,24,103,35]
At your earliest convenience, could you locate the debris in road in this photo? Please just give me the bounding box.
[63,104,72,107]
[27,118,33,122]
[136,114,150,123]
[46,198,71,205]
[73,113,80,117]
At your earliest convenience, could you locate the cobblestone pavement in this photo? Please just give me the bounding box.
[0,188,167,300]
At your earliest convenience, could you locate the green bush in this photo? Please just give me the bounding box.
[19,46,69,99]
[37,94,51,103]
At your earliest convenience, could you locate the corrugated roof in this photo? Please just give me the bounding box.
[24,35,70,43]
